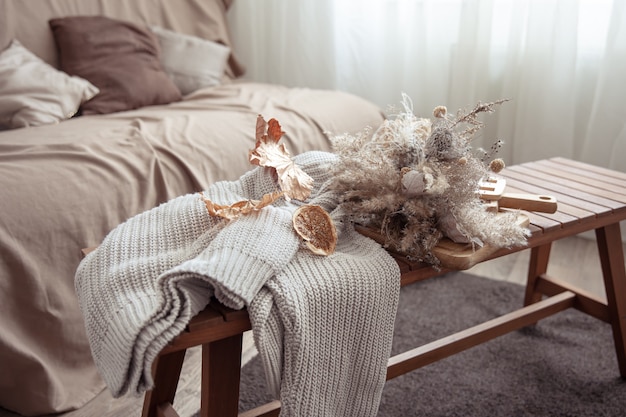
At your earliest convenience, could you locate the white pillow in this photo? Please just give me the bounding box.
[151,26,231,95]
[0,39,99,129]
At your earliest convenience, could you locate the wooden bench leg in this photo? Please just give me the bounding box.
[524,243,552,306]
[200,334,243,417]
[141,349,187,417]
[595,223,626,378]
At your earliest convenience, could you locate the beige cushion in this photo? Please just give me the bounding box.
[0,39,99,129]
[151,26,231,95]
[49,15,182,115]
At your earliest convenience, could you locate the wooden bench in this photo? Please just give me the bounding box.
[138,157,626,417]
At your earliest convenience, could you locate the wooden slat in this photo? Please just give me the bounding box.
[187,306,226,332]
[210,302,250,322]
[502,170,613,215]
[160,316,251,354]
[510,209,562,232]
[550,157,626,182]
[507,163,622,206]
[504,165,625,210]
[535,275,610,322]
[527,161,626,200]
[502,177,604,220]
[541,159,626,190]
[386,291,576,380]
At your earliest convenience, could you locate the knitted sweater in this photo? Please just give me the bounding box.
[75,151,401,416]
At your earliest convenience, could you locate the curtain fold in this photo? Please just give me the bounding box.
[581,0,626,170]
[229,0,624,173]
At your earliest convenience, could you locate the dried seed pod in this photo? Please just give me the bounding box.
[489,158,505,173]
[433,105,447,118]
[293,205,337,256]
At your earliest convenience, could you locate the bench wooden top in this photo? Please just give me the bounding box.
[172,157,626,348]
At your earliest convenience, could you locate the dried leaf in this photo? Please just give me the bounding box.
[199,191,284,220]
[249,115,314,201]
[292,205,337,256]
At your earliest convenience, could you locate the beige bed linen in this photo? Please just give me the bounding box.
[0,82,384,415]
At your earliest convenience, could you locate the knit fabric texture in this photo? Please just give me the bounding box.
[75,151,401,416]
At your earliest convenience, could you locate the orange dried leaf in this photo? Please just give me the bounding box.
[267,118,284,142]
[254,115,284,145]
[199,191,284,220]
[292,205,337,256]
[249,115,314,201]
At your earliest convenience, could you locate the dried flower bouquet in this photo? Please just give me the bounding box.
[329,94,529,266]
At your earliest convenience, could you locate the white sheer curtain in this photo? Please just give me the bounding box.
[228,0,626,172]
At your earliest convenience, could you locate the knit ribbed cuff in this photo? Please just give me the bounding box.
[204,247,275,308]
[173,206,301,309]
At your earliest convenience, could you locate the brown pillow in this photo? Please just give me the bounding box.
[49,16,182,115]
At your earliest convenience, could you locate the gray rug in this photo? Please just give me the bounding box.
[237,272,626,416]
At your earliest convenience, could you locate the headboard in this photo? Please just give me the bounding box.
[0,0,244,77]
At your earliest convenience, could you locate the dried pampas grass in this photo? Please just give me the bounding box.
[330,94,529,266]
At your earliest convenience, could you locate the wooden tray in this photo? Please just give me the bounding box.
[356,213,530,270]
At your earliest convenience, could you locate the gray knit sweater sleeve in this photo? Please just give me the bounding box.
[164,205,300,310]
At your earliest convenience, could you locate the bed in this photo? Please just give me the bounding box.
[0,1,384,415]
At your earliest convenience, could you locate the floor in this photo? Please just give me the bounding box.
[1,234,621,417]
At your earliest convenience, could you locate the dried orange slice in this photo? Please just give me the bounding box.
[292,205,337,256]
